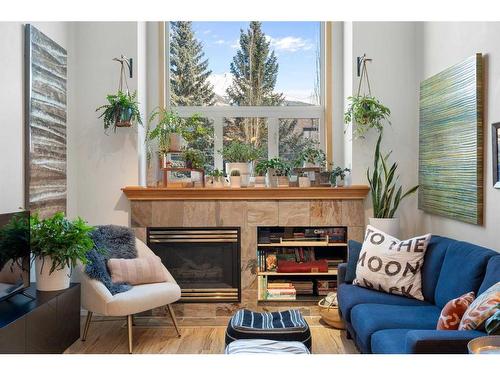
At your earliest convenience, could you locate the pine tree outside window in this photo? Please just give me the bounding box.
[163,21,328,171]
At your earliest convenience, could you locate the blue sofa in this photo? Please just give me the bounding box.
[337,236,500,354]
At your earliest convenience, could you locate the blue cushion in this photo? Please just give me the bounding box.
[337,283,430,323]
[371,329,411,354]
[478,255,500,295]
[351,304,440,353]
[434,241,496,308]
[345,240,362,283]
[420,235,453,303]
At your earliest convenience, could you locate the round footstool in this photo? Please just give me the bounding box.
[225,339,310,354]
[225,309,312,351]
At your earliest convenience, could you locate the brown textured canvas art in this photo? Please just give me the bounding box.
[25,25,67,218]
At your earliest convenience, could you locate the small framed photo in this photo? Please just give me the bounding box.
[493,123,500,189]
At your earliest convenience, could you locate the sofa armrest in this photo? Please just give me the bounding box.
[338,263,347,285]
[405,329,485,354]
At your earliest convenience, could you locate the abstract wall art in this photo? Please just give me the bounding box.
[493,123,500,189]
[25,24,67,218]
[418,54,483,225]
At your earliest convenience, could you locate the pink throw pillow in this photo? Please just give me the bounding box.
[108,256,169,285]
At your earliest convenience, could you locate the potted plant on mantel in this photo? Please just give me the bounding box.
[30,212,95,291]
[297,144,326,168]
[330,166,351,187]
[267,158,291,188]
[254,160,269,187]
[181,148,206,170]
[219,141,262,187]
[206,168,225,188]
[367,134,419,237]
[96,91,142,134]
[230,169,241,188]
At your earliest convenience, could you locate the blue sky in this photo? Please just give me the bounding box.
[188,22,320,104]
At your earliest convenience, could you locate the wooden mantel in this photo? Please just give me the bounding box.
[122,185,370,201]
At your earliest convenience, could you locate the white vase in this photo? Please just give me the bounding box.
[369,217,400,238]
[226,162,250,187]
[336,177,345,187]
[35,256,70,291]
[254,176,266,187]
[168,133,184,152]
[298,176,311,187]
[230,175,241,188]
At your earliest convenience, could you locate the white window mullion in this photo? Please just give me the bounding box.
[268,118,279,159]
[214,117,224,171]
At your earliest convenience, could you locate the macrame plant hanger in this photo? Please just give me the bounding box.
[356,54,372,97]
[113,55,133,95]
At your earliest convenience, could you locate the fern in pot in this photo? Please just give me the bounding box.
[96,91,142,134]
[367,134,419,237]
[30,212,95,291]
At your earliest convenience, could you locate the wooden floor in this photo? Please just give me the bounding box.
[66,316,358,354]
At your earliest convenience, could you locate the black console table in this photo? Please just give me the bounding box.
[0,283,80,353]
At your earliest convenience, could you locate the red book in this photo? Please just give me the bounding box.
[277,259,328,273]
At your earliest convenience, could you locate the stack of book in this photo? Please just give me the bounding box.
[316,279,338,296]
[292,280,314,295]
[326,258,343,271]
[266,282,296,300]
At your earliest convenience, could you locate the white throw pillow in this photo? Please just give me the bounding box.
[353,225,431,300]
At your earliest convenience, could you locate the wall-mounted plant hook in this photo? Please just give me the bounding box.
[357,54,372,77]
[113,55,133,79]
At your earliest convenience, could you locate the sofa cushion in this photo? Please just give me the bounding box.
[436,291,475,330]
[345,240,362,283]
[459,282,500,331]
[351,304,440,353]
[478,255,500,295]
[434,241,496,308]
[420,235,453,303]
[371,329,410,354]
[337,283,430,323]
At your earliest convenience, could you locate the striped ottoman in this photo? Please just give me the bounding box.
[225,309,312,351]
[225,339,310,354]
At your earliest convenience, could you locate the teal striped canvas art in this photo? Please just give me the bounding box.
[419,54,483,225]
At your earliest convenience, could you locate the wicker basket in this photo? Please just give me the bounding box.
[318,295,345,329]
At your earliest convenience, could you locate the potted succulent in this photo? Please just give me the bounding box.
[344,95,391,139]
[146,108,206,166]
[367,134,419,237]
[254,160,269,187]
[30,212,95,291]
[330,166,351,187]
[297,144,326,168]
[96,91,142,134]
[298,172,311,188]
[230,169,241,188]
[182,148,205,170]
[220,141,262,187]
[267,158,291,188]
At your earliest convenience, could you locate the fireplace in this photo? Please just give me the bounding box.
[147,227,241,302]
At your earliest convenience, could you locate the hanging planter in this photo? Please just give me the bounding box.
[96,55,142,133]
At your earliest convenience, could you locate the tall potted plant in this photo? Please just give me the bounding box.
[219,141,261,187]
[367,134,419,237]
[30,212,95,291]
[96,91,142,133]
[267,158,291,188]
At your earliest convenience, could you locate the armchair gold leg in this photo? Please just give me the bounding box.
[127,315,133,354]
[82,311,93,341]
[167,304,181,337]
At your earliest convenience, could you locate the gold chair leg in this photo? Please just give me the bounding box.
[82,311,93,341]
[127,315,133,354]
[167,304,181,337]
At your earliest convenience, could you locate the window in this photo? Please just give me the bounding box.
[163,21,328,171]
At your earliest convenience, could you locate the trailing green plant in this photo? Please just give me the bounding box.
[146,108,206,161]
[296,144,326,167]
[230,169,241,177]
[207,168,225,178]
[267,157,291,177]
[367,134,419,218]
[96,90,142,133]
[182,148,206,169]
[219,141,262,163]
[330,166,351,183]
[0,213,29,271]
[254,160,270,177]
[344,95,391,139]
[30,212,95,275]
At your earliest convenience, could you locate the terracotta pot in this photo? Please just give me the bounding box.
[35,256,70,291]
[254,176,266,187]
[277,176,289,187]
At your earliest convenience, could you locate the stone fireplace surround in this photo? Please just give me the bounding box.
[124,186,368,324]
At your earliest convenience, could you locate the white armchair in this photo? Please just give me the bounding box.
[79,238,182,353]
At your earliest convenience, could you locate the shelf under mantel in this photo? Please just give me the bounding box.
[121,185,370,201]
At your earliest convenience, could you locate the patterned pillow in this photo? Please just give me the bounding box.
[353,225,431,300]
[108,255,169,285]
[437,292,475,330]
[459,281,500,331]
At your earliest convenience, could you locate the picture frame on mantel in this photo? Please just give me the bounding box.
[493,123,500,189]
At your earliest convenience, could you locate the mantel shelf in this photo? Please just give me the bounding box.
[121,186,370,201]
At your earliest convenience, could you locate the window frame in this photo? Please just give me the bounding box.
[159,21,332,170]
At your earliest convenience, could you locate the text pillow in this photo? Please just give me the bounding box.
[437,292,475,330]
[108,255,169,285]
[459,281,500,331]
[353,225,431,300]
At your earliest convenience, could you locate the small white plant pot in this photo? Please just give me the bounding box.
[369,217,400,238]
[277,176,289,188]
[168,133,184,152]
[230,176,241,188]
[35,256,70,291]
[298,176,311,188]
[254,176,266,187]
[336,177,345,187]
[226,162,249,176]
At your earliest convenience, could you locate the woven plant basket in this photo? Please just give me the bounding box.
[318,293,345,329]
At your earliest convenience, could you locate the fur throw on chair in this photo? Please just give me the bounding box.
[85,225,137,295]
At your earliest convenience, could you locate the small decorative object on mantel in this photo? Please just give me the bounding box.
[230,169,241,188]
[492,122,500,189]
[220,141,262,187]
[254,160,268,187]
[267,157,291,187]
[330,166,351,187]
[96,55,142,133]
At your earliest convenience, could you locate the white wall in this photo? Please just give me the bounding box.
[346,22,420,238]
[0,22,71,214]
[415,22,500,251]
[71,22,141,226]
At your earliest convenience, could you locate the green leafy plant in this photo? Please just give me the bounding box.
[331,166,351,183]
[267,157,291,177]
[254,160,270,177]
[96,91,142,133]
[230,169,241,177]
[219,141,262,163]
[0,213,29,271]
[30,212,95,275]
[146,108,206,161]
[182,148,206,169]
[296,144,326,167]
[344,95,391,139]
[368,134,419,218]
[207,168,225,178]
